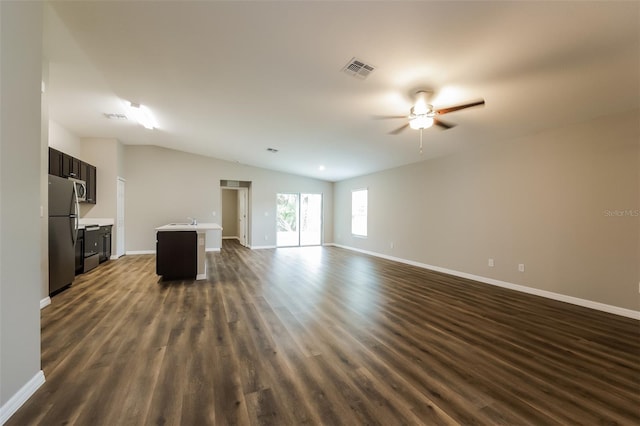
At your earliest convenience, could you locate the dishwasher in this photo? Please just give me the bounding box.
[83,225,100,272]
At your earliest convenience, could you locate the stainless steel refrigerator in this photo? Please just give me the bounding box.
[49,174,79,294]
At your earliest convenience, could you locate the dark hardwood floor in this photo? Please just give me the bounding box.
[7,240,640,425]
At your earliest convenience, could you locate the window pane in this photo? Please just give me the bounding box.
[351,189,367,237]
[300,193,322,246]
[277,193,299,246]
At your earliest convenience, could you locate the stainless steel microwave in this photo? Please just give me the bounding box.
[68,177,87,202]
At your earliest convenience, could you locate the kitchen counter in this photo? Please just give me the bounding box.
[155,223,222,280]
[79,218,114,228]
[155,222,222,232]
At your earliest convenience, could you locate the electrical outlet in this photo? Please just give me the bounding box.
[518,263,525,272]
[390,241,394,249]
[488,258,494,267]
[212,211,216,216]
[264,234,268,241]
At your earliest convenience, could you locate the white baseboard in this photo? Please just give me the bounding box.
[222,236,239,240]
[40,297,51,310]
[0,370,45,425]
[250,245,276,250]
[205,248,221,252]
[330,243,640,320]
[125,250,155,255]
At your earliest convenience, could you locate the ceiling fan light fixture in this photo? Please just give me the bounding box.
[409,115,434,130]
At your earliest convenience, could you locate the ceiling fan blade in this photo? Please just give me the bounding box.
[435,99,485,115]
[389,123,410,135]
[372,115,407,120]
[434,118,456,129]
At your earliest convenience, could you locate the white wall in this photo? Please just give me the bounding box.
[40,63,50,301]
[334,110,640,312]
[0,1,44,420]
[48,119,82,158]
[124,145,334,251]
[80,138,123,260]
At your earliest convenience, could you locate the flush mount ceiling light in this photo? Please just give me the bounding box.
[125,101,158,129]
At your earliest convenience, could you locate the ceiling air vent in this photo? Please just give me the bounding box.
[104,113,127,120]
[342,57,375,79]
[266,147,279,153]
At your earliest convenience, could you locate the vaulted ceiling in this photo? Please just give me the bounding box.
[45,1,639,182]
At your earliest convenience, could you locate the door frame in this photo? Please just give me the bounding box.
[116,177,125,258]
[237,187,249,247]
[220,185,251,248]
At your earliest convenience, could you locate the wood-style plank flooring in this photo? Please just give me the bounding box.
[7,240,640,425]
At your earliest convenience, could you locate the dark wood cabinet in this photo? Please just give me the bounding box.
[49,148,63,177]
[82,162,97,204]
[61,153,81,178]
[48,148,97,204]
[156,231,197,279]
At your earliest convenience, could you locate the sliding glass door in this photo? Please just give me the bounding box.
[277,193,322,247]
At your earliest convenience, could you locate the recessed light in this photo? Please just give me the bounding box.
[318,165,326,171]
[266,148,279,153]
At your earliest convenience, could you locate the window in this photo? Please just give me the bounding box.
[351,188,368,237]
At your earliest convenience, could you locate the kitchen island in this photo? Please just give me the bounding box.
[155,223,222,280]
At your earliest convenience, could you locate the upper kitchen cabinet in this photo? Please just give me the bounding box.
[49,147,63,176]
[82,162,97,204]
[49,147,97,204]
[62,154,82,179]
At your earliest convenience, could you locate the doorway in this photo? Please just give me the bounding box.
[220,181,251,248]
[276,193,322,247]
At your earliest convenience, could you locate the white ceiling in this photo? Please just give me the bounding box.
[45,1,639,182]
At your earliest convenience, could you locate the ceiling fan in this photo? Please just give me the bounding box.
[376,90,485,153]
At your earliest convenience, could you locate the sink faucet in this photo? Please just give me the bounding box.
[187,217,197,225]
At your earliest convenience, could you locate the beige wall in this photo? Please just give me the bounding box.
[0,0,43,411]
[222,189,239,238]
[79,138,119,216]
[48,119,82,158]
[40,63,50,300]
[334,110,640,312]
[124,145,333,251]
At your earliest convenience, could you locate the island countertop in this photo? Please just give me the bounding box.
[155,222,222,232]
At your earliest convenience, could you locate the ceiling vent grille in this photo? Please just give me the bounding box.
[104,113,127,120]
[342,57,375,79]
